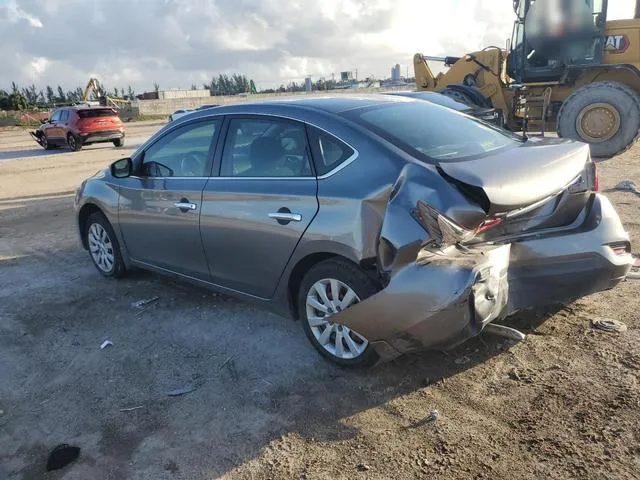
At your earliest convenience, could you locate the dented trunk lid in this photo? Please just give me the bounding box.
[437,139,590,215]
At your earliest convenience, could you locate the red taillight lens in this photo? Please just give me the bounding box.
[474,217,502,235]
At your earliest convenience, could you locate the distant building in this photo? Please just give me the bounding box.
[340,71,354,82]
[391,64,402,82]
[304,77,312,92]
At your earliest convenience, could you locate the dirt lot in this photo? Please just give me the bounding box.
[1,123,639,480]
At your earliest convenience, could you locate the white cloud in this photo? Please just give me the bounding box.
[0,0,635,92]
[4,0,43,28]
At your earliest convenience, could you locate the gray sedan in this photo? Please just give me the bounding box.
[75,95,633,366]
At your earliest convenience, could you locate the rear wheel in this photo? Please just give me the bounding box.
[113,138,124,147]
[298,259,380,367]
[67,133,82,151]
[85,212,126,278]
[557,81,640,158]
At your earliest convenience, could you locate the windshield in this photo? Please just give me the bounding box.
[346,102,521,162]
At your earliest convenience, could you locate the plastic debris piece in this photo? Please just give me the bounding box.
[120,405,144,412]
[100,340,113,349]
[166,384,197,397]
[483,323,526,342]
[131,296,159,309]
[356,463,371,472]
[427,410,440,422]
[46,444,81,471]
[615,179,640,194]
[591,318,627,333]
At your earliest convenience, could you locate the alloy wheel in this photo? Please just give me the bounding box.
[88,223,115,273]
[305,278,369,360]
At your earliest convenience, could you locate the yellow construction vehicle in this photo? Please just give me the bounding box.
[414,0,640,157]
[82,77,129,109]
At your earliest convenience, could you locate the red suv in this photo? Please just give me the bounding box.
[33,105,125,151]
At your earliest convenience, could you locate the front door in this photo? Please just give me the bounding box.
[118,119,221,280]
[200,116,318,298]
[44,110,63,144]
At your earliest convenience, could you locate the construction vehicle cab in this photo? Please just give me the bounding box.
[507,0,607,83]
[414,0,640,158]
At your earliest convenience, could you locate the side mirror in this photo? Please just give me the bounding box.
[41,118,49,124]
[111,158,132,178]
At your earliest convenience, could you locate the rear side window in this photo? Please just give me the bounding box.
[77,108,117,118]
[307,127,355,176]
[346,102,519,162]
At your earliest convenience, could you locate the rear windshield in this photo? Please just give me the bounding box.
[346,102,521,162]
[394,92,469,111]
[77,108,117,118]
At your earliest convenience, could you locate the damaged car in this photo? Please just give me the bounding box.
[74,95,633,366]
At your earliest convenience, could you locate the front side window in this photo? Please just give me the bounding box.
[141,120,218,177]
[307,127,355,176]
[221,118,312,177]
[346,102,520,163]
[50,110,62,122]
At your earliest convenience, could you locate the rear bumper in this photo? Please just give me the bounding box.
[334,194,631,362]
[507,194,632,313]
[79,130,124,143]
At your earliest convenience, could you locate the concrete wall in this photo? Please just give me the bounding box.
[136,87,413,116]
[158,89,211,100]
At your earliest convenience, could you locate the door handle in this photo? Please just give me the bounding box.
[268,212,302,222]
[174,201,198,211]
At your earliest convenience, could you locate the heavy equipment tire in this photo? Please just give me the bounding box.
[557,81,640,158]
[298,258,380,368]
[441,87,477,107]
[67,133,83,151]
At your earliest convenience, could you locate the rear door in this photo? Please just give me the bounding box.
[117,118,221,279]
[200,116,318,298]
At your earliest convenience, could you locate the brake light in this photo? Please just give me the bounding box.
[474,217,502,235]
[415,201,502,247]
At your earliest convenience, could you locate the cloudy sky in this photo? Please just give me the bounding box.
[0,0,635,92]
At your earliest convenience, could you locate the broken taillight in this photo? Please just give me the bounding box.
[415,201,502,247]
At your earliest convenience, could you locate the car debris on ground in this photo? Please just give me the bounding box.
[591,318,628,333]
[615,179,640,194]
[100,340,113,349]
[131,296,159,309]
[166,384,198,397]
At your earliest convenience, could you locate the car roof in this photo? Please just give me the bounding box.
[179,94,414,121]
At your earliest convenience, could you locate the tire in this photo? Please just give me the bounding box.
[113,138,124,147]
[85,212,126,278]
[557,81,640,158]
[298,258,380,367]
[441,87,477,107]
[41,134,55,150]
[67,133,83,151]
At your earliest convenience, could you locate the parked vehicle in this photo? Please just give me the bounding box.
[75,95,632,366]
[169,109,194,122]
[32,105,124,151]
[385,91,503,126]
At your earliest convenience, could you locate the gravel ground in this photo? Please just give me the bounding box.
[0,124,638,480]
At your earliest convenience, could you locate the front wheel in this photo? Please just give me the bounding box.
[85,212,126,278]
[557,81,640,158]
[113,138,124,147]
[41,134,55,150]
[298,259,380,367]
